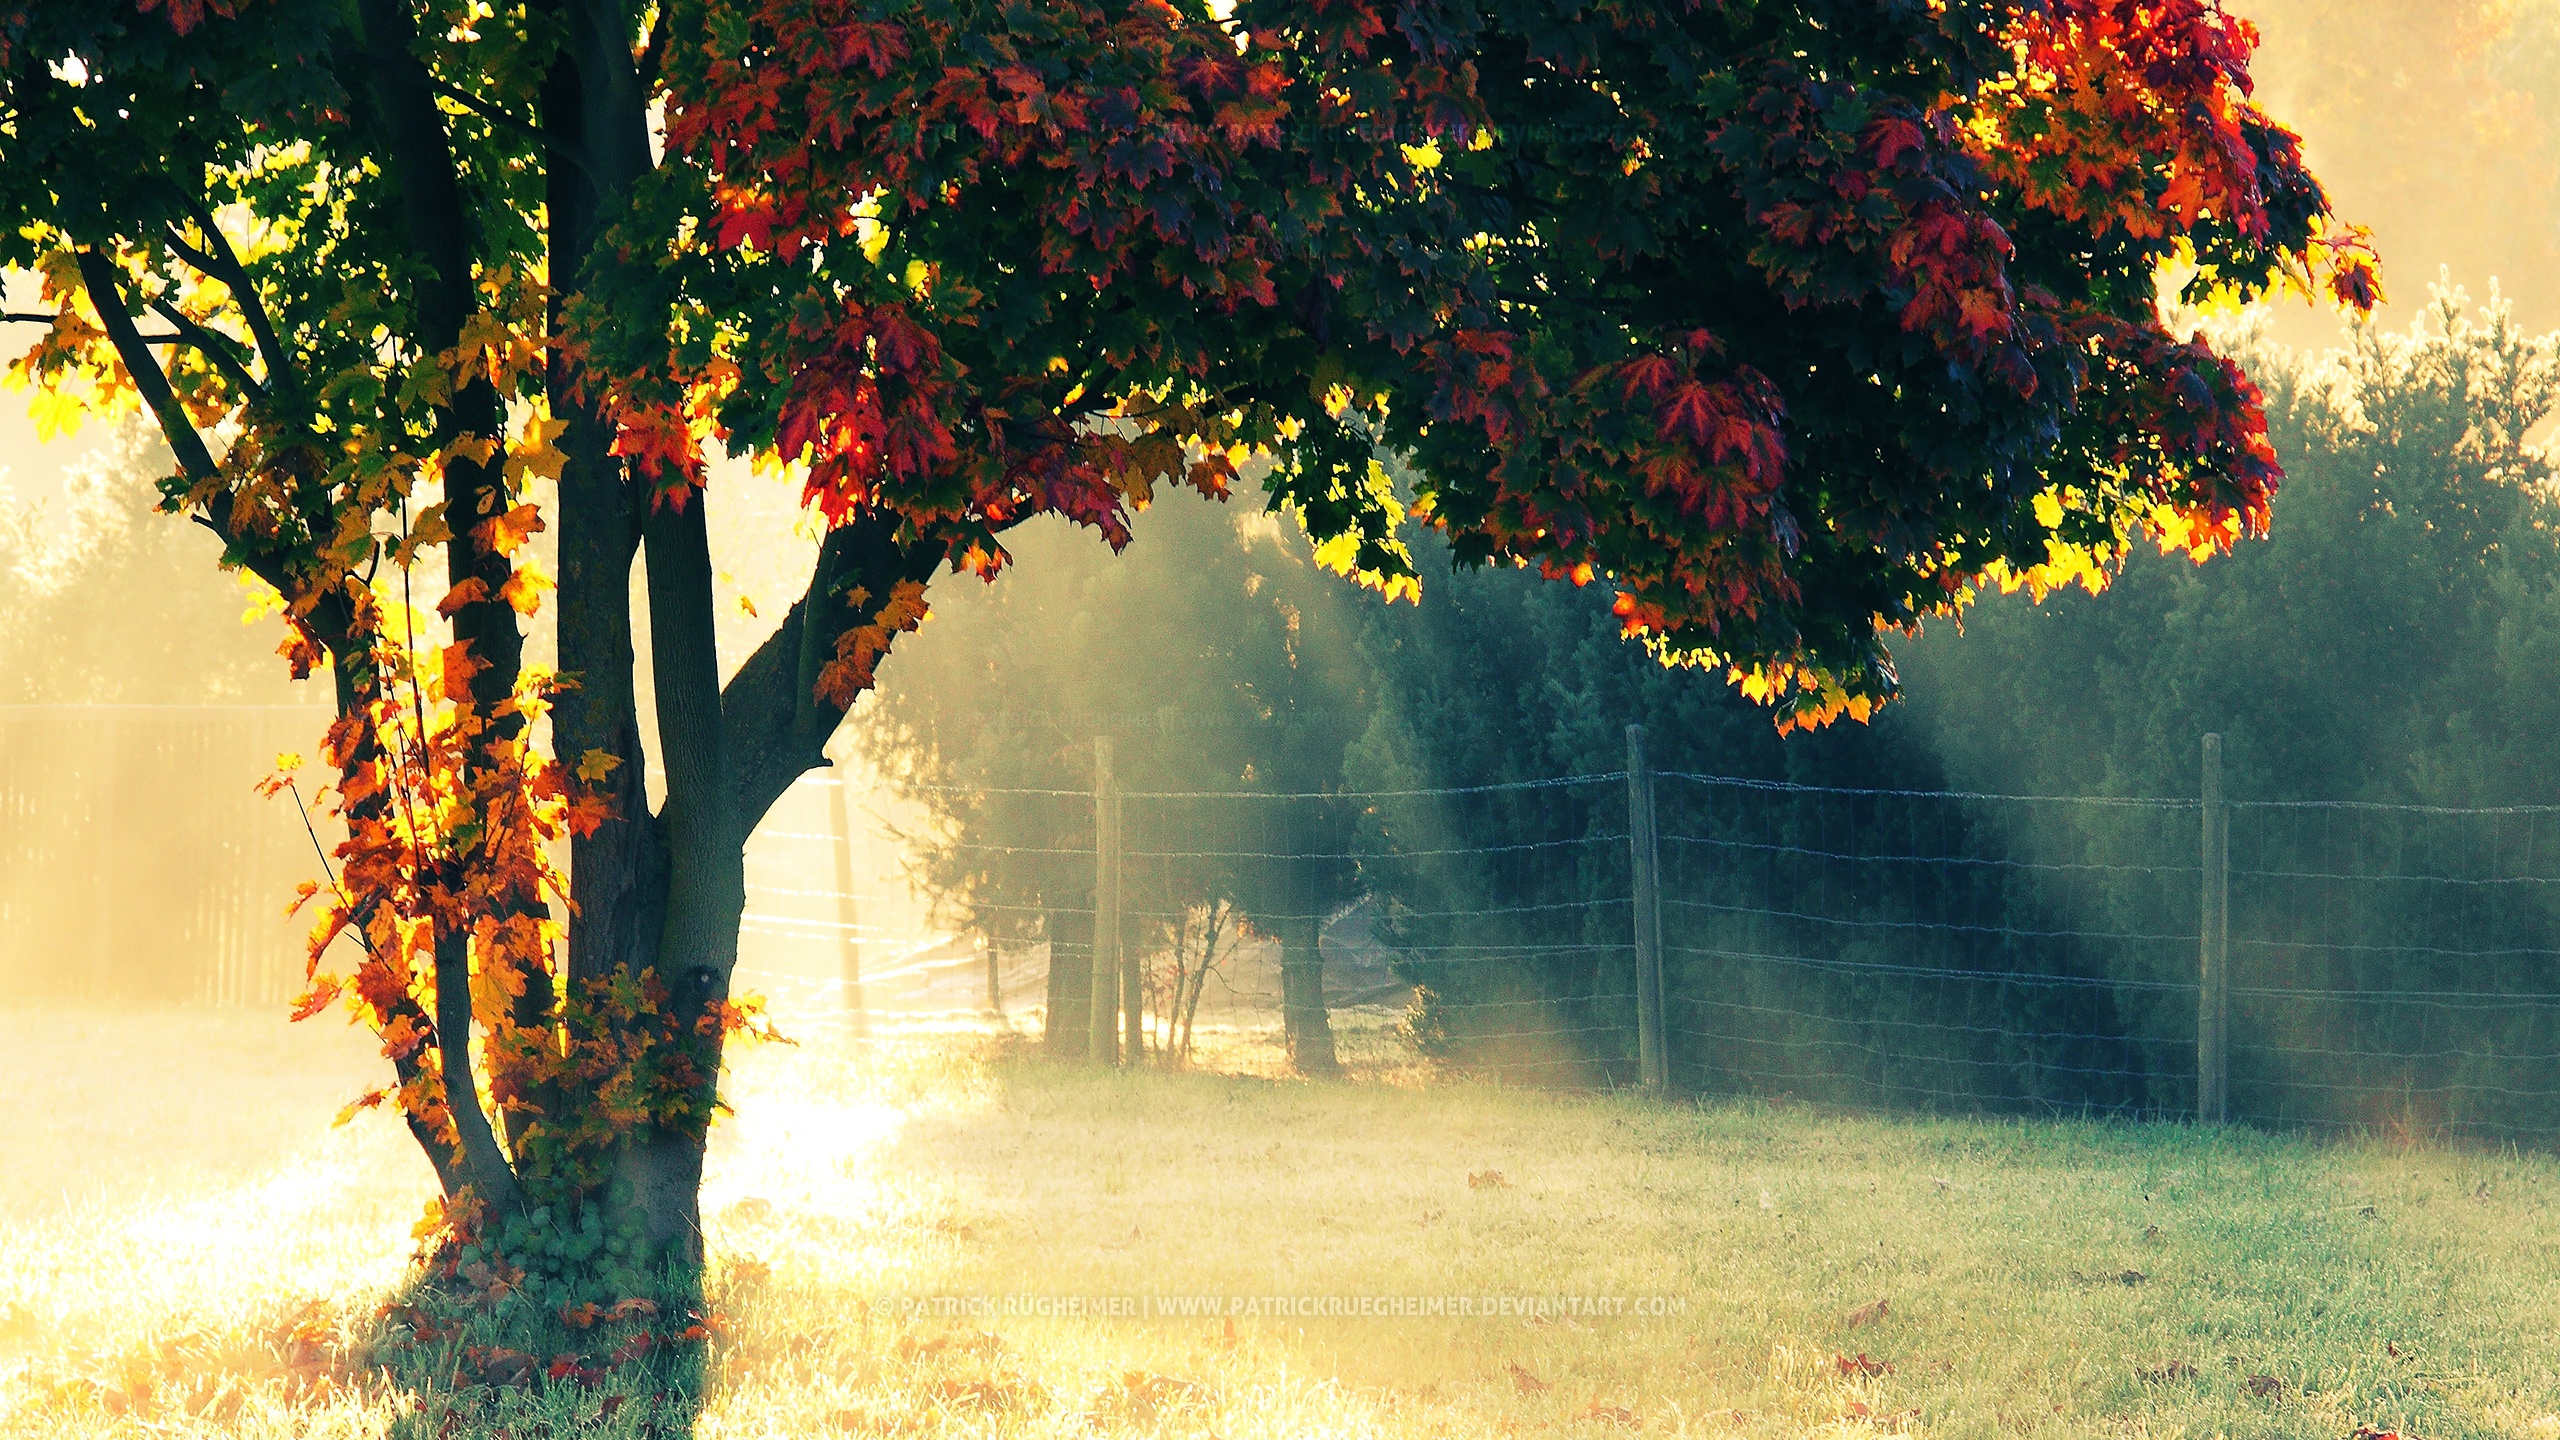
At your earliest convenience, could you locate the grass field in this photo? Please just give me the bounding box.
[3,1005,2559,1439]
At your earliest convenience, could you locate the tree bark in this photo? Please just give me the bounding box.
[1278,910,1339,1077]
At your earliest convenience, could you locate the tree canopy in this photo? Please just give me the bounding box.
[0,0,2374,1251]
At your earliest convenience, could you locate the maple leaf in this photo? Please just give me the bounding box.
[506,415,572,487]
[290,974,342,1023]
[1656,381,1738,451]
[479,503,546,558]
[1617,354,1678,403]
[135,0,217,36]
[576,749,624,783]
[332,1087,389,1127]
[436,577,490,617]
[497,565,553,616]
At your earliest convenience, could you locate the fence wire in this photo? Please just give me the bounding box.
[12,705,2560,1143]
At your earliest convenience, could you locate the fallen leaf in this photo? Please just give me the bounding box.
[1844,1297,1890,1329]
[1507,1361,1550,1393]
[2246,1374,2284,1400]
[1469,1169,1511,1190]
[1836,1353,1893,1378]
[2138,1360,2197,1384]
[1578,1401,1639,1427]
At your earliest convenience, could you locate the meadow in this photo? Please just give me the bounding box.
[3,1005,2558,1439]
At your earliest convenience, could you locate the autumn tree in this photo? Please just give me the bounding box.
[0,0,2374,1262]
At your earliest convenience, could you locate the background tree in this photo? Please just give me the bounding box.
[1904,285,2560,806]
[861,495,1371,1073]
[0,0,2370,1268]
[0,425,294,704]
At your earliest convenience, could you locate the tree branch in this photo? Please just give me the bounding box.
[721,511,947,831]
[148,296,268,403]
[161,201,300,404]
[420,71,605,183]
[351,0,544,1208]
[73,250,223,485]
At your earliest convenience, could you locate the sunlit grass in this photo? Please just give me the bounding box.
[4,1004,2559,1438]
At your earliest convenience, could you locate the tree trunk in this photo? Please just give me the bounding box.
[1043,908,1094,1058]
[1278,912,1338,1076]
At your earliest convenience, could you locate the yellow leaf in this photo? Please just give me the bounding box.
[444,433,498,467]
[497,562,553,616]
[482,503,545,557]
[506,414,572,487]
[576,749,623,783]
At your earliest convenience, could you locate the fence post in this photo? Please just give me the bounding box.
[2198,733,2229,1124]
[1090,736,1122,1065]
[87,714,124,1001]
[827,767,869,1036]
[1627,725,1667,1094]
[1121,796,1145,1064]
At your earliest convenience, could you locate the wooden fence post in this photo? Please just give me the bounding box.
[2199,733,2229,1124]
[1627,724,1667,1094]
[86,714,125,1002]
[1090,736,1121,1065]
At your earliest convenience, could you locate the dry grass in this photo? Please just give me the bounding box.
[3,1004,2559,1439]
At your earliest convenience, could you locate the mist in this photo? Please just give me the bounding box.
[10,5,2560,1437]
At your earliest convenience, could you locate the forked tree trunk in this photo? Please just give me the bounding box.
[78,0,946,1269]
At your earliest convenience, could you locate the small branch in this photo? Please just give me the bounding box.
[148,296,269,402]
[161,202,300,403]
[386,64,604,182]
[2,311,61,324]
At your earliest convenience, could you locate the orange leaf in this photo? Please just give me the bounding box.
[290,974,342,1022]
[479,504,546,558]
[437,577,490,617]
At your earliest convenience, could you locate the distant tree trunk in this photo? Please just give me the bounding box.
[827,767,868,1034]
[1278,911,1338,1076]
[1043,907,1093,1057]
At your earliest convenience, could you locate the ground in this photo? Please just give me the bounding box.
[3,1005,2558,1439]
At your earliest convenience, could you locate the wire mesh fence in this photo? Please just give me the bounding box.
[2227,801,2560,1140]
[10,705,2560,1144]
[0,705,324,1007]
[1657,774,2205,1118]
